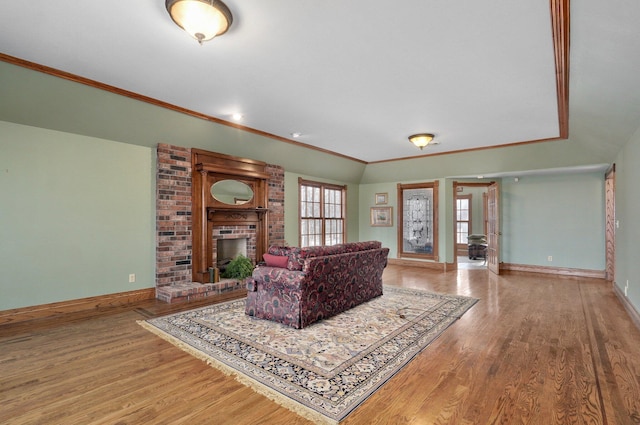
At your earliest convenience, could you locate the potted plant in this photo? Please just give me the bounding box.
[221,254,254,280]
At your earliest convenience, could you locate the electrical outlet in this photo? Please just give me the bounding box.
[547,256,553,262]
[129,273,136,283]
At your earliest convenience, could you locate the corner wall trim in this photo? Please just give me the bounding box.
[501,263,606,279]
[388,258,446,271]
[613,283,640,332]
[0,288,156,326]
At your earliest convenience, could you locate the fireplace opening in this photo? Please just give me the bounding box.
[216,238,248,272]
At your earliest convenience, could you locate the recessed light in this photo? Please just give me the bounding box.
[290,132,302,138]
[232,113,243,121]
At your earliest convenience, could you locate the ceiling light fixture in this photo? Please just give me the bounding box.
[166,0,233,45]
[290,132,302,138]
[408,133,435,150]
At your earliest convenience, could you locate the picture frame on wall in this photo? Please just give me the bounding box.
[370,206,393,227]
[375,193,388,205]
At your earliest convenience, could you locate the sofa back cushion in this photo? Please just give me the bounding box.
[267,241,383,271]
[342,241,382,252]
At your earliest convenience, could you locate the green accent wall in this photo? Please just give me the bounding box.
[0,121,154,310]
[358,180,449,261]
[614,125,640,309]
[358,183,399,256]
[500,173,605,269]
[0,60,367,185]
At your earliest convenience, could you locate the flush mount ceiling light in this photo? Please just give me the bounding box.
[408,133,435,150]
[166,0,233,45]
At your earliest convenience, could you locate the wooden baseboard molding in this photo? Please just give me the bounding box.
[0,288,156,326]
[501,263,606,279]
[388,258,447,271]
[613,283,640,331]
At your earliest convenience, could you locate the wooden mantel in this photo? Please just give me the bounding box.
[191,149,270,283]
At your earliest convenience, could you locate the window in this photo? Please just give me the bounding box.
[397,182,439,260]
[299,178,346,247]
[456,195,472,246]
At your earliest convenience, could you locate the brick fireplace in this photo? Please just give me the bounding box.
[155,144,284,303]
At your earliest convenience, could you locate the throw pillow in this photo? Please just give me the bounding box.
[263,253,289,268]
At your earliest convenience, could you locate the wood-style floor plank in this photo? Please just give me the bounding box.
[2,265,640,424]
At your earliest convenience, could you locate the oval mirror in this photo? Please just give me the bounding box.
[210,180,254,205]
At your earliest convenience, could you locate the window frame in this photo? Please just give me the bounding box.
[456,194,473,253]
[298,178,347,247]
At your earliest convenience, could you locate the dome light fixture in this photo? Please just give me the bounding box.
[408,133,435,150]
[166,0,233,45]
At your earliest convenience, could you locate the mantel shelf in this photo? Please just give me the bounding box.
[207,207,269,213]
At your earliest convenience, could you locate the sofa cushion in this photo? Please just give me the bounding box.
[263,253,289,268]
[267,246,304,271]
[267,241,383,271]
[342,241,382,252]
[298,241,382,260]
[299,244,347,259]
[267,246,291,257]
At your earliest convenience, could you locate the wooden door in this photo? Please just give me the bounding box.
[487,182,500,275]
[605,165,616,281]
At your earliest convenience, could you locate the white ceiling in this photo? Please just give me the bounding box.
[0,1,638,164]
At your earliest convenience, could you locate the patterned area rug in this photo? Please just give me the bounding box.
[139,286,478,424]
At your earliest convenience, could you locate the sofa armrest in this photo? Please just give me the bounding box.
[246,277,258,292]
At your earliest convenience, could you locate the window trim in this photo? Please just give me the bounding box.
[298,178,347,247]
[456,194,473,253]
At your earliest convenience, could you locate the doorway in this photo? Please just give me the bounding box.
[453,182,492,270]
[605,165,616,281]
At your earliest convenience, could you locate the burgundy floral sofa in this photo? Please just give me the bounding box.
[245,241,390,328]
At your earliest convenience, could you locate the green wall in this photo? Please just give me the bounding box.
[0,119,619,313]
[614,125,640,309]
[358,179,449,261]
[359,173,606,269]
[463,186,488,236]
[0,60,367,185]
[0,121,154,310]
[500,172,605,269]
[358,182,399,256]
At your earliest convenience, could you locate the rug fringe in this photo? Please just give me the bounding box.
[137,320,338,425]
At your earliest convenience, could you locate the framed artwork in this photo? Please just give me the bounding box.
[375,193,388,205]
[370,206,393,227]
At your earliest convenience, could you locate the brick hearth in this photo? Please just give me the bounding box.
[156,279,244,303]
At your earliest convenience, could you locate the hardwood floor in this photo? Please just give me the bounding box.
[2,266,639,424]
